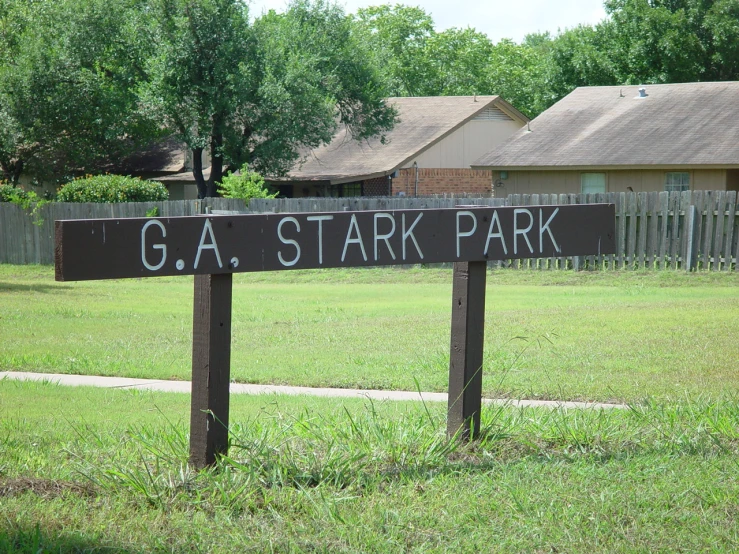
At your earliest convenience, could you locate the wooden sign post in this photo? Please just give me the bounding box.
[55,205,615,467]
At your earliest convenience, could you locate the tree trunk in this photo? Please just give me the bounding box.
[12,160,23,185]
[192,148,207,199]
[0,159,23,185]
[207,130,224,198]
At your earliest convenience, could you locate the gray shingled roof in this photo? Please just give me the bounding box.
[116,136,186,174]
[473,82,739,169]
[281,96,528,184]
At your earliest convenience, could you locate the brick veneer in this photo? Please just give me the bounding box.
[389,168,493,196]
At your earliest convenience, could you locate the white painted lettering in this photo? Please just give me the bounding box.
[539,208,561,253]
[374,213,397,261]
[194,219,223,269]
[341,214,367,262]
[402,213,424,260]
[513,209,534,255]
[456,211,477,258]
[306,215,333,264]
[484,210,508,256]
[277,217,301,267]
[141,220,167,271]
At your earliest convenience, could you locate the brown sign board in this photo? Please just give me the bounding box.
[52,203,616,467]
[55,205,616,281]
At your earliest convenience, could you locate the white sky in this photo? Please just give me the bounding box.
[248,0,608,43]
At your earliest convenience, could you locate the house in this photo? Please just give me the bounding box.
[472,82,739,195]
[116,138,205,201]
[85,95,527,200]
[269,96,529,198]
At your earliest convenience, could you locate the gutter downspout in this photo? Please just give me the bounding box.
[414,162,419,197]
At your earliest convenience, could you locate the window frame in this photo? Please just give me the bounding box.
[580,172,607,194]
[664,172,690,192]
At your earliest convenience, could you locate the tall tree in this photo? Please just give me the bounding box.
[353,4,553,118]
[419,27,495,96]
[604,0,739,83]
[544,24,619,98]
[353,4,435,96]
[486,39,553,118]
[0,0,159,185]
[143,0,396,198]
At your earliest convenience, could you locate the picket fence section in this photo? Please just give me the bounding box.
[2,191,738,270]
[251,190,739,271]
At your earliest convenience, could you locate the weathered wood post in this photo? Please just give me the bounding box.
[189,273,233,468]
[447,261,487,440]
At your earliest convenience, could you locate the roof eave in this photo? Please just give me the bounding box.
[473,164,739,171]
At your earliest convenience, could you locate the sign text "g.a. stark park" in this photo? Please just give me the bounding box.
[55,205,615,281]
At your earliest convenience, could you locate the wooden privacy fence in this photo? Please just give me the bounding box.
[0,198,246,265]
[2,191,738,270]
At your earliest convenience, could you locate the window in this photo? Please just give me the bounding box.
[664,172,690,192]
[581,173,606,194]
[341,183,362,197]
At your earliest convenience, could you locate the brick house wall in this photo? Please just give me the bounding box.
[390,168,493,196]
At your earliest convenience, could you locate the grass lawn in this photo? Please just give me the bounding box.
[3,265,739,551]
[1,380,739,552]
[2,264,739,403]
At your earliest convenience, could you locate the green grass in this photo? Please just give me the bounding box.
[2,381,739,552]
[3,264,739,403]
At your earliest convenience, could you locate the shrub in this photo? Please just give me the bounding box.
[0,183,32,203]
[0,182,48,225]
[57,175,169,203]
[0,183,44,206]
[218,164,277,201]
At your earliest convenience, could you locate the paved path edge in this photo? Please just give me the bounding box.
[0,371,627,410]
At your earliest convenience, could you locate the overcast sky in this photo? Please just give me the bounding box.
[249,0,608,43]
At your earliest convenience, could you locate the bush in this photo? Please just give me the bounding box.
[0,183,32,203]
[57,175,169,203]
[218,164,277,201]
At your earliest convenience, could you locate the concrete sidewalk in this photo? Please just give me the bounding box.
[0,371,627,410]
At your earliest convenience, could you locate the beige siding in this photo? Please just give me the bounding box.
[408,119,524,169]
[166,183,199,201]
[496,171,581,195]
[727,170,739,191]
[694,169,726,190]
[497,169,729,195]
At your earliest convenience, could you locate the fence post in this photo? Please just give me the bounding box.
[685,205,700,271]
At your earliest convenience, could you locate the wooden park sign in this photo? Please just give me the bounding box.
[55,205,615,468]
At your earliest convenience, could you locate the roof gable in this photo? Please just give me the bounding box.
[473,82,739,169]
[285,96,528,184]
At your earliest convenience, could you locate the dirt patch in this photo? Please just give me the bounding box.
[0,477,96,499]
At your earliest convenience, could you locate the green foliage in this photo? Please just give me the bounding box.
[0,182,30,203]
[353,5,435,97]
[0,182,48,225]
[0,0,161,184]
[537,0,739,100]
[2,0,737,190]
[352,5,554,118]
[141,0,396,198]
[56,175,168,203]
[217,165,277,201]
